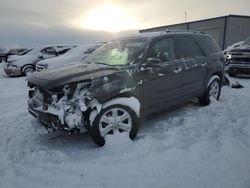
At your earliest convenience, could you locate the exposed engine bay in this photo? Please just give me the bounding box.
[28,82,102,132]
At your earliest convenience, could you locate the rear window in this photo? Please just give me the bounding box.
[174,36,205,59]
[199,36,221,54]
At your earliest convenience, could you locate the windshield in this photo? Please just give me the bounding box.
[243,37,250,45]
[83,39,146,66]
[19,49,33,55]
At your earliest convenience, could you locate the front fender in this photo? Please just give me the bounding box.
[89,71,137,103]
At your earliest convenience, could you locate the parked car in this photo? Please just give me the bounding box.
[225,37,250,76]
[27,31,224,146]
[0,49,7,63]
[36,43,104,72]
[4,45,75,76]
[0,48,28,63]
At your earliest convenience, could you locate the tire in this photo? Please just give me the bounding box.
[22,65,35,76]
[199,77,221,106]
[89,104,139,147]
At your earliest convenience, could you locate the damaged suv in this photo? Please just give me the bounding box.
[27,31,224,146]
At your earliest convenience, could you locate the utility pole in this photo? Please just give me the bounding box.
[185,11,187,22]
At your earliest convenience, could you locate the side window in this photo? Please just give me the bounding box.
[148,38,176,62]
[174,37,205,59]
[41,47,56,55]
[57,48,71,55]
[199,36,221,54]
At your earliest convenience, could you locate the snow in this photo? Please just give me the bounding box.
[0,62,250,188]
[102,96,140,117]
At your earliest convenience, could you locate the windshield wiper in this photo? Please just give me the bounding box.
[94,61,110,66]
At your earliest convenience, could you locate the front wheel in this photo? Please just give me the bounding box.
[89,104,139,147]
[22,65,35,76]
[199,77,221,106]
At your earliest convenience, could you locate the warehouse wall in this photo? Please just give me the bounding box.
[140,15,250,50]
[141,23,187,32]
[140,18,226,49]
[188,18,225,49]
[225,17,250,48]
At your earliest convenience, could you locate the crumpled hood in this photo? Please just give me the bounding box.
[8,55,37,66]
[27,63,120,90]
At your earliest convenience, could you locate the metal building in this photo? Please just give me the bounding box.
[139,15,250,50]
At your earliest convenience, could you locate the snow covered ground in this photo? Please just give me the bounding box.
[0,62,250,188]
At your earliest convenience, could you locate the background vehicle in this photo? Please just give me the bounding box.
[4,45,75,76]
[225,37,250,76]
[0,48,27,63]
[27,31,224,146]
[36,43,104,71]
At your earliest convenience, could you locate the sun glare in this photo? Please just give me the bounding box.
[79,5,138,32]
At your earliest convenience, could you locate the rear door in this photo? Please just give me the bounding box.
[141,37,186,115]
[174,36,208,95]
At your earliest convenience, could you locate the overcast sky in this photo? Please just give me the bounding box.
[0,0,250,49]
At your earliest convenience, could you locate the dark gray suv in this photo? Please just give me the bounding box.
[27,31,224,146]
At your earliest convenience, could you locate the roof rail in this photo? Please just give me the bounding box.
[163,29,206,35]
[164,29,187,33]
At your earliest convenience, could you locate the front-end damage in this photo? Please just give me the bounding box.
[28,81,102,132]
[28,75,141,133]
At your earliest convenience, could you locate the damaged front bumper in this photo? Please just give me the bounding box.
[28,98,65,130]
[27,84,95,132]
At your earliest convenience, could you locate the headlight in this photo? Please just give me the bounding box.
[7,60,15,63]
[39,63,48,69]
[226,54,232,60]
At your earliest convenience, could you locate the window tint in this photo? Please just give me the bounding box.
[57,48,71,55]
[200,36,221,54]
[41,47,55,55]
[148,38,176,62]
[175,37,204,59]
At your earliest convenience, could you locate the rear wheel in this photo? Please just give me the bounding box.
[89,104,139,147]
[199,77,221,106]
[22,65,35,76]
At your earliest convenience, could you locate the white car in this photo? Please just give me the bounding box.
[4,45,75,76]
[36,44,104,71]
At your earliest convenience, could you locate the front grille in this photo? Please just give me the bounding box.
[231,58,250,63]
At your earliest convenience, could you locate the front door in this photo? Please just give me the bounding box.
[140,37,185,115]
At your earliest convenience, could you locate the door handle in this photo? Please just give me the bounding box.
[201,62,208,67]
[174,67,182,73]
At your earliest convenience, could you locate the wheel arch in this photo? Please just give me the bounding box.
[21,64,35,74]
[211,71,223,83]
[88,93,141,127]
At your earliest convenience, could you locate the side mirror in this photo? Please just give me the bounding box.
[141,57,162,67]
[38,56,44,60]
